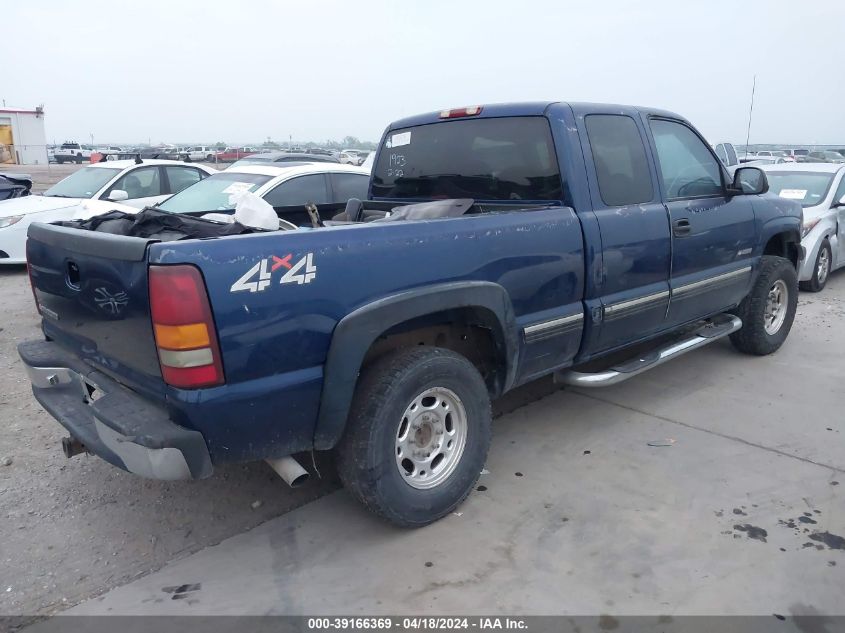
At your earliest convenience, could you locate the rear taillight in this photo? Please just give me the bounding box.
[149,265,224,389]
[439,105,483,119]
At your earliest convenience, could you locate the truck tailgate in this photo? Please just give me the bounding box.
[26,222,164,396]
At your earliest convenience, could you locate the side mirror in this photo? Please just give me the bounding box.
[730,167,768,195]
[832,194,845,209]
[107,189,129,202]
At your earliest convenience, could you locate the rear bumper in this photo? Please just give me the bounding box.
[18,339,213,480]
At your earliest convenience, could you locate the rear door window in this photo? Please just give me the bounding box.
[372,116,562,201]
[585,114,653,206]
[165,166,203,194]
[263,174,329,206]
[330,173,369,202]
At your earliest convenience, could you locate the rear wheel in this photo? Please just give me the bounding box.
[206,154,214,162]
[729,255,798,355]
[800,239,831,292]
[336,347,492,527]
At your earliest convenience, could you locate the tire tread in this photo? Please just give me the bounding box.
[336,346,491,527]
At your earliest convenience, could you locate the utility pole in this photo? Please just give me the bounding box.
[744,75,756,156]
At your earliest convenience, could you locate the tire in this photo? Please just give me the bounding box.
[206,154,213,162]
[729,255,798,355]
[336,347,492,528]
[799,239,831,292]
[56,157,64,164]
[181,154,191,162]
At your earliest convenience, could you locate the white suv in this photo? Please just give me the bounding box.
[181,146,217,162]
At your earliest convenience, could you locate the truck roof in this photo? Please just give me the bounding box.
[386,101,686,131]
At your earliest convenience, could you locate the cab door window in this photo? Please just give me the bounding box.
[650,119,724,199]
[105,166,162,199]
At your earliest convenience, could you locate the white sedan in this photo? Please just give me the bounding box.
[763,163,845,291]
[155,162,370,216]
[0,160,216,264]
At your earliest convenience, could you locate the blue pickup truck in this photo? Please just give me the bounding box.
[19,102,803,526]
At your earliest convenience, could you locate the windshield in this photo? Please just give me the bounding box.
[766,171,835,207]
[43,167,121,198]
[372,116,563,201]
[157,172,272,212]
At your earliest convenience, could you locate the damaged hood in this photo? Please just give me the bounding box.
[0,195,139,221]
[0,194,81,219]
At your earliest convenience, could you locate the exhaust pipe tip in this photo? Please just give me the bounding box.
[265,456,310,488]
[288,471,310,488]
[62,436,87,458]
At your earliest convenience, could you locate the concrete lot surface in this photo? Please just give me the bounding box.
[23,274,842,619]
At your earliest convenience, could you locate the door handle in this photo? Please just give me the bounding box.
[673,218,691,237]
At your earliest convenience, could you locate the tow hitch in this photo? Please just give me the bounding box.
[61,436,88,458]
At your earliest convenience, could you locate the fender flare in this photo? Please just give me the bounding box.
[313,281,518,450]
[759,217,801,264]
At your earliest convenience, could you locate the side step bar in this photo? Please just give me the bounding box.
[555,314,742,388]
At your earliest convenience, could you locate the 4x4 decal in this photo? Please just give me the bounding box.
[230,253,317,293]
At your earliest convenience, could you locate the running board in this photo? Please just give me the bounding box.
[555,314,742,388]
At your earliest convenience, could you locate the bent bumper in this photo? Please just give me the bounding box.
[18,340,213,480]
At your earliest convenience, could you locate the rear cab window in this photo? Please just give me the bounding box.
[585,114,653,206]
[371,117,563,202]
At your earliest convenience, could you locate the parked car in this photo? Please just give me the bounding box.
[18,102,801,526]
[181,146,217,162]
[339,150,362,165]
[54,142,94,164]
[91,146,126,162]
[156,163,369,219]
[808,150,845,164]
[795,154,827,164]
[763,163,845,291]
[228,152,341,169]
[213,147,259,162]
[137,146,181,160]
[713,142,739,167]
[0,172,32,200]
[0,159,216,264]
[743,157,788,165]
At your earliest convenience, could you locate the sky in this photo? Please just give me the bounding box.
[3,0,842,146]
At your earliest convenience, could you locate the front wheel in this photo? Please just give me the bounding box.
[800,239,831,292]
[336,347,492,528]
[729,255,798,355]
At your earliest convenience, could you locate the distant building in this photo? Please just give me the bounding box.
[0,106,48,165]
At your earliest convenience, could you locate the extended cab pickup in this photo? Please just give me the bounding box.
[19,102,803,526]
